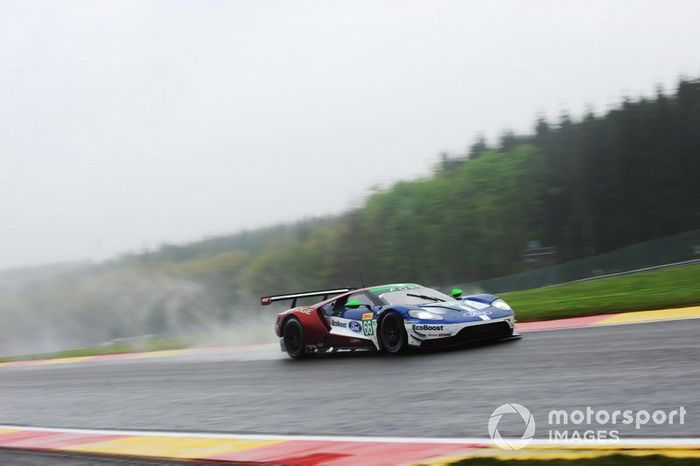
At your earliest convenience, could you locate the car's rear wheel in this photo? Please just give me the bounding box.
[283,318,306,359]
[379,312,407,354]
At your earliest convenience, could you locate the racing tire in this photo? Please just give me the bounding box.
[379,312,407,354]
[283,318,306,359]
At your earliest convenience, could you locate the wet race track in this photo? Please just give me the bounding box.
[1,319,699,439]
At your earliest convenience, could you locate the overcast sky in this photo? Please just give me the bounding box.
[1,0,699,269]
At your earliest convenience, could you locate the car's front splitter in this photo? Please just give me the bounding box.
[405,316,515,348]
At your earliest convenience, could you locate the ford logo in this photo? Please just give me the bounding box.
[349,321,362,333]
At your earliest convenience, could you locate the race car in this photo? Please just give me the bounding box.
[261,283,519,359]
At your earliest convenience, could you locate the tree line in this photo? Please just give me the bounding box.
[235,77,700,294]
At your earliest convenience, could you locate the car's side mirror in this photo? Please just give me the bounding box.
[346,300,362,309]
[451,288,463,299]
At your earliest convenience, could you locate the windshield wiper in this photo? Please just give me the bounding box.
[407,293,445,302]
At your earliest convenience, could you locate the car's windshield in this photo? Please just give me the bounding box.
[375,287,454,305]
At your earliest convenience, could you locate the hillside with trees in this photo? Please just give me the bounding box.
[238,77,700,293]
[1,78,698,354]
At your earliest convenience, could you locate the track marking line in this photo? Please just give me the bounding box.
[128,349,192,359]
[2,426,700,446]
[60,435,284,459]
[519,315,700,333]
[517,305,700,333]
[33,356,98,366]
[592,305,700,325]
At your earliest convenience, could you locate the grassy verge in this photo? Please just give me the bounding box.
[503,263,700,322]
[0,337,189,363]
[452,455,700,466]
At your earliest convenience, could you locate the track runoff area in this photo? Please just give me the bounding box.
[1,305,700,465]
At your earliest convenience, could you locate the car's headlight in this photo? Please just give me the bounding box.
[408,310,444,320]
[491,298,512,311]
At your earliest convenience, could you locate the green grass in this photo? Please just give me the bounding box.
[452,454,700,466]
[503,263,700,322]
[0,337,189,363]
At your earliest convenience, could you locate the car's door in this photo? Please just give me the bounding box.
[325,292,379,346]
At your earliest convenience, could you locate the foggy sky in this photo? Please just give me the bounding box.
[1,0,699,269]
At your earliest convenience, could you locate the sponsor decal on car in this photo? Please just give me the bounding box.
[463,309,492,320]
[412,324,450,337]
[369,283,420,293]
[297,307,314,315]
[413,324,444,332]
[349,321,362,333]
[331,319,347,328]
[361,312,373,321]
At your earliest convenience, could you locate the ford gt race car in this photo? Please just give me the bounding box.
[261,283,519,359]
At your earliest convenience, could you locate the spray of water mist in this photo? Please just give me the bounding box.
[0,264,278,357]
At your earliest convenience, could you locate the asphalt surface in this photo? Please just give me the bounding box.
[1,319,699,439]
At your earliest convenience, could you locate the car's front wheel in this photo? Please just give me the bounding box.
[379,312,407,354]
[283,318,306,359]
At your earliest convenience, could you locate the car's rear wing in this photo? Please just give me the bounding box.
[260,288,356,308]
